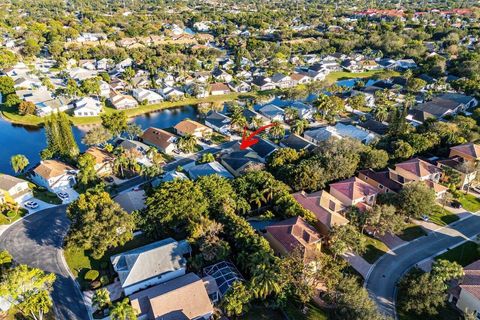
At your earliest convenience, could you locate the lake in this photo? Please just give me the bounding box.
[0,106,200,175]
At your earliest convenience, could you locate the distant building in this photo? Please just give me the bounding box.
[0,175,33,204]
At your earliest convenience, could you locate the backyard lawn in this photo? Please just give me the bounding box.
[456,193,480,212]
[283,300,329,320]
[244,304,285,320]
[435,241,480,267]
[64,234,154,290]
[396,224,427,241]
[362,235,389,264]
[428,205,459,226]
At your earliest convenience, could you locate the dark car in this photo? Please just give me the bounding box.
[104,176,114,183]
[451,200,462,209]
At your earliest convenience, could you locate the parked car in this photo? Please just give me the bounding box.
[421,214,429,222]
[104,176,114,183]
[473,186,480,193]
[57,192,69,200]
[25,201,39,209]
[132,186,142,191]
[451,200,462,209]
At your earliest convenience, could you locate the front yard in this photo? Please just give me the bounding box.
[31,185,62,204]
[362,235,389,264]
[64,234,154,290]
[282,300,329,320]
[455,193,480,212]
[435,241,480,267]
[396,224,427,241]
[428,205,459,226]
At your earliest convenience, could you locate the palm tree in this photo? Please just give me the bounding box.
[178,134,197,153]
[373,106,389,122]
[250,116,264,130]
[230,112,248,132]
[113,149,129,178]
[110,298,137,320]
[10,154,29,173]
[92,288,111,311]
[284,107,298,122]
[291,119,309,135]
[269,120,285,139]
[250,264,281,299]
[250,189,266,209]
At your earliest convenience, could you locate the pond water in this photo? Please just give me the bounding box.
[0,106,200,175]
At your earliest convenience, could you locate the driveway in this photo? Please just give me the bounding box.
[365,212,480,318]
[0,205,90,320]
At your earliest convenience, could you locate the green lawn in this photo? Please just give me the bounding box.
[210,132,230,144]
[397,302,462,320]
[32,187,62,204]
[428,205,459,226]
[283,300,329,320]
[396,224,427,241]
[325,70,399,83]
[0,208,28,225]
[456,193,480,212]
[64,234,154,290]
[244,304,285,320]
[435,241,480,267]
[362,235,389,264]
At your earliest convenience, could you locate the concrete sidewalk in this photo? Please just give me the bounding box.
[342,252,372,278]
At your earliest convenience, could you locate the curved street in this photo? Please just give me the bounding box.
[0,205,90,320]
[365,212,480,319]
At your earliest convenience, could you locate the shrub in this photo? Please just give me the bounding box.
[100,275,109,285]
[85,269,100,281]
[6,211,16,218]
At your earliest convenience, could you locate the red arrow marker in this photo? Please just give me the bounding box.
[240,123,278,150]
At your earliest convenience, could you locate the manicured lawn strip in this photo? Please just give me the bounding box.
[283,300,329,320]
[32,187,62,204]
[244,304,285,320]
[396,224,427,241]
[456,193,480,212]
[325,70,394,82]
[428,205,459,226]
[0,208,28,225]
[64,234,154,290]
[362,235,389,264]
[435,241,480,267]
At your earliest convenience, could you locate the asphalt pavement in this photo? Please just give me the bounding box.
[0,205,90,320]
[365,212,480,319]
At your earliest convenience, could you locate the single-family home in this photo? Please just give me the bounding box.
[186,161,233,180]
[99,81,111,98]
[279,134,315,151]
[449,260,480,316]
[205,111,231,134]
[174,119,213,138]
[292,191,348,235]
[264,217,322,263]
[329,177,380,207]
[449,143,480,164]
[132,88,164,104]
[140,127,177,154]
[110,238,191,296]
[203,261,244,298]
[304,123,376,145]
[84,147,114,176]
[212,68,233,82]
[271,73,295,88]
[119,139,151,164]
[210,83,231,96]
[259,104,285,122]
[358,169,403,194]
[220,150,264,177]
[110,93,138,110]
[248,138,278,161]
[437,157,477,190]
[73,97,102,117]
[114,190,146,214]
[290,73,312,85]
[252,76,276,91]
[0,175,33,204]
[31,160,77,193]
[160,86,185,100]
[129,273,214,320]
[228,81,251,93]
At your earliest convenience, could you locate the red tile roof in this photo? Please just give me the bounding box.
[329,177,379,200]
[395,158,441,178]
[460,260,480,300]
[450,143,480,160]
[266,217,321,254]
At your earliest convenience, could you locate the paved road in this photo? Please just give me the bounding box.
[0,206,90,320]
[365,213,480,318]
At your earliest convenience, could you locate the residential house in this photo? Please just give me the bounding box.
[329,177,380,207]
[450,260,480,317]
[252,76,276,91]
[408,93,478,124]
[174,119,213,138]
[449,143,480,164]
[205,111,231,134]
[389,158,447,199]
[140,127,177,154]
[119,140,151,165]
[271,73,295,88]
[248,138,278,161]
[228,81,251,93]
[129,273,214,320]
[291,73,312,85]
[110,238,191,296]
[160,86,185,100]
[99,81,111,97]
[358,169,403,194]
[242,109,269,129]
[210,83,231,96]
[186,161,233,180]
[0,175,33,204]
[31,160,77,193]
[220,150,264,177]
[84,147,114,176]
[437,157,477,190]
[110,93,138,110]
[203,261,243,298]
[212,68,233,82]
[264,217,322,263]
[132,88,164,104]
[73,97,102,117]
[279,134,315,151]
[114,190,146,213]
[287,101,314,120]
[356,119,389,136]
[293,191,348,235]
[304,123,376,145]
[259,104,285,122]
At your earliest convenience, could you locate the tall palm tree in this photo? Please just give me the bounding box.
[250,264,281,299]
[284,107,298,122]
[230,112,248,132]
[269,120,285,139]
[373,106,389,122]
[291,119,309,135]
[250,189,266,209]
[250,116,264,130]
[110,298,136,320]
[178,134,197,153]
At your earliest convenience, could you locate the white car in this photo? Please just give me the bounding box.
[25,201,39,209]
[421,215,429,222]
[57,192,69,200]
